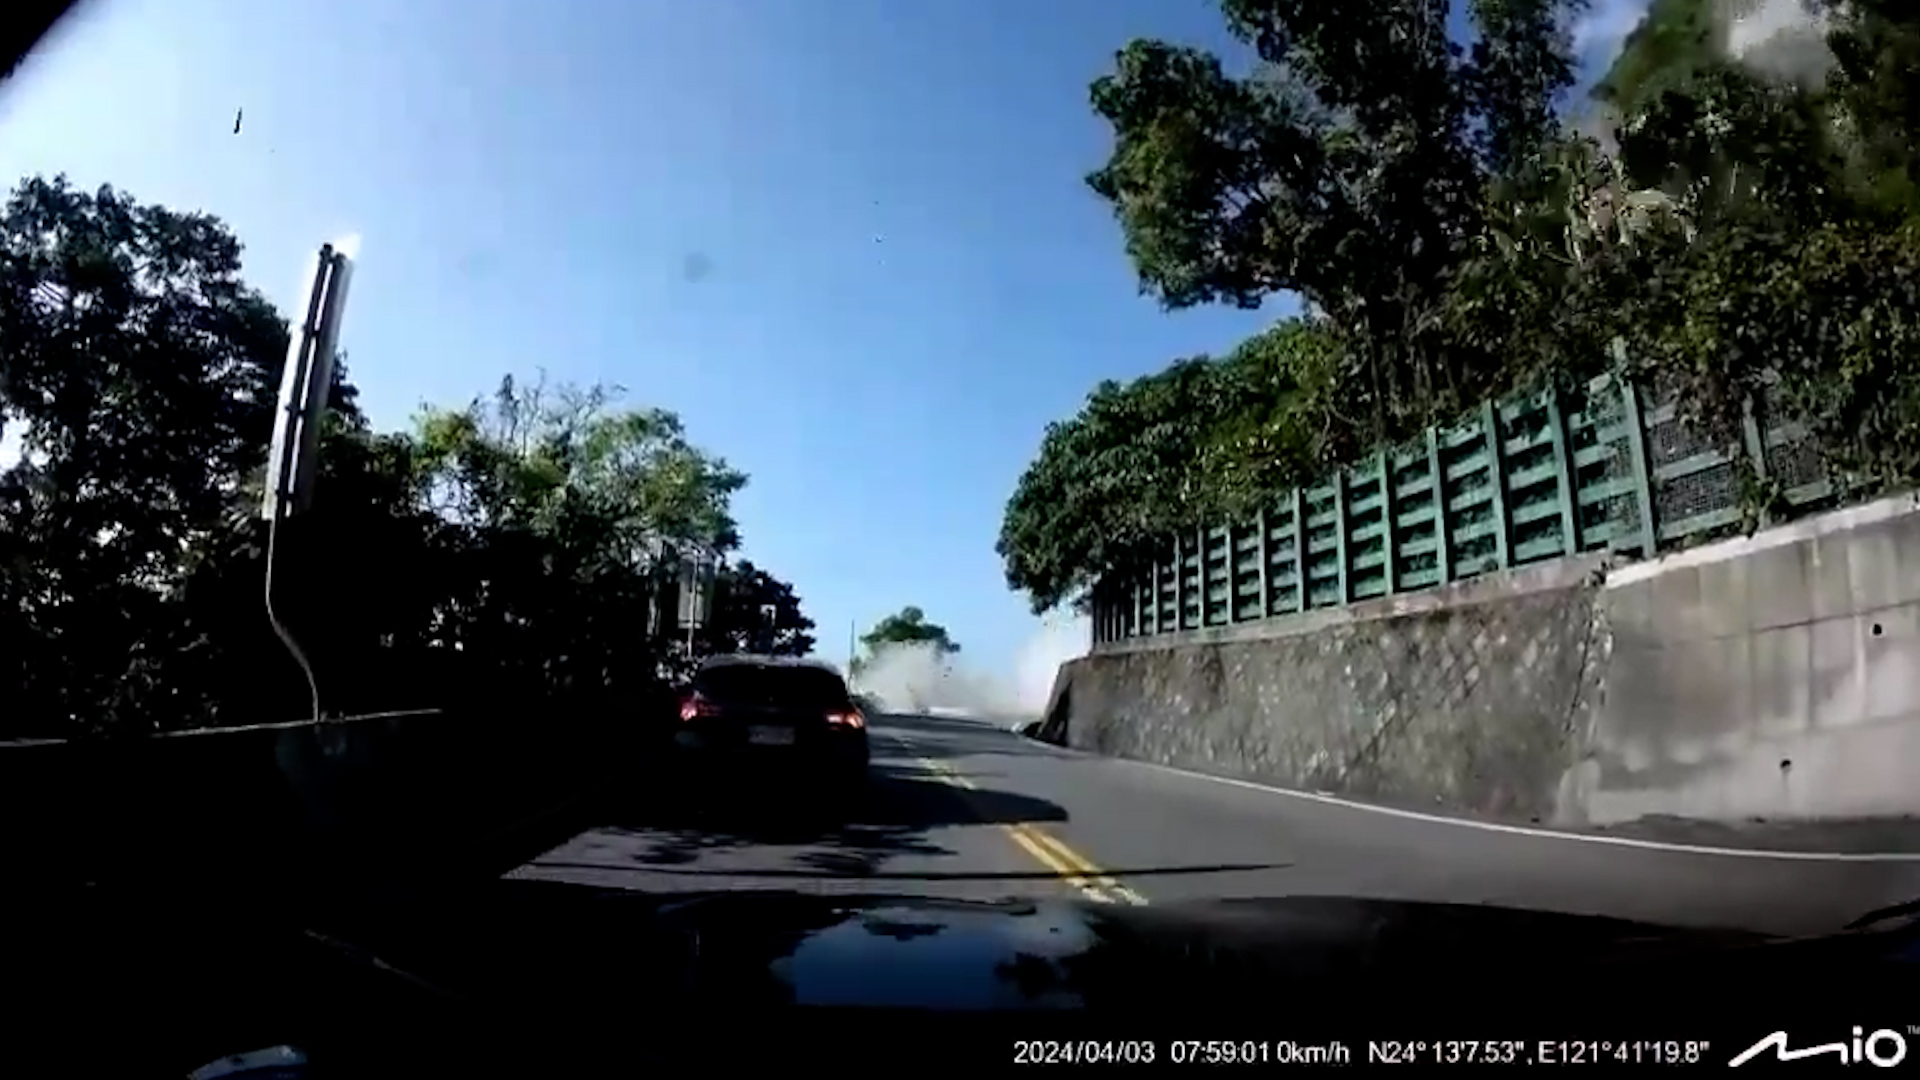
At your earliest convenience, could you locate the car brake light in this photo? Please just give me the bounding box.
[827,709,865,729]
[680,694,720,721]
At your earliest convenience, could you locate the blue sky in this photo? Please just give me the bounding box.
[0,0,1643,680]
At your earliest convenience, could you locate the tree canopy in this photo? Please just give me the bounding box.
[0,174,816,739]
[996,323,1340,612]
[859,606,960,657]
[700,560,818,660]
[1000,0,1920,613]
[1084,0,1583,432]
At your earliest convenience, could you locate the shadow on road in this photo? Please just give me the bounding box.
[529,753,1291,887]
[458,714,1082,896]
[570,758,1067,880]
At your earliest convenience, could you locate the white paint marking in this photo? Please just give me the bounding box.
[898,712,1920,861]
[1105,755,1920,863]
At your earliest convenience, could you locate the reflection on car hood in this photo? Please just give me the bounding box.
[350,880,1899,1015]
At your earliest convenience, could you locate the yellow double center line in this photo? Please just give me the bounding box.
[909,752,1147,907]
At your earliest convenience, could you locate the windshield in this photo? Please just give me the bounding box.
[2,0,1918,968]
[694,665,851,708]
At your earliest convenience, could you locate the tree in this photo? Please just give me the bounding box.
[0,173,807,738]
[1085,0,1588,438]
[1596,0,1918,219]
[998,358,1225,614]
[699,560,817,658]
[408,372,755,693]
[0,175,312,735]
[996,320,1345,613]
[859,606,959,657]
[1820,0,1920,218]
[1580,1,1920,492]
[1589,0,1722,123]
[412,372,746,555]
[1006,0,1920,619]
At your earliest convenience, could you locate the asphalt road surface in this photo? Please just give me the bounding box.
[510,712,1920,937]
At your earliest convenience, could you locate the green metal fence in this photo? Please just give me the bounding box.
[1089,372,1843,645]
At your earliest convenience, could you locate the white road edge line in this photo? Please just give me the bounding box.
[894,715,1920,862]
[975,725,1920,864]
[1109,755,1920,863]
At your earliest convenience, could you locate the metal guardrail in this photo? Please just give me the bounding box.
[1090,372,1844,644]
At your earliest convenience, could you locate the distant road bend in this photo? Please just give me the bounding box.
[512,712,1920,938]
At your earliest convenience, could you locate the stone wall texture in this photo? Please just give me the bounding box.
[1046,561,1609,826]
[1043,493,1920,830]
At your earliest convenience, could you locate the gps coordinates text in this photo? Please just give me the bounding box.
[1368,1039,1712,1065]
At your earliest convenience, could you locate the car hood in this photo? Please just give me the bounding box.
[340,880,1842,1014]
[22,878,1919,1076]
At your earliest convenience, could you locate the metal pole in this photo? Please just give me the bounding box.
[685,554,700,655]
[262,242,356,725]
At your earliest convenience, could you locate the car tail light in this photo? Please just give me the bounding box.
[827,708,865,730]
[680,694,720,721]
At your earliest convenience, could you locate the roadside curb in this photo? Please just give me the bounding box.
[472,792,597,868]
[994,729,1920,861]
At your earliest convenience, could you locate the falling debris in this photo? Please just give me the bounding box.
[233,108,243,135]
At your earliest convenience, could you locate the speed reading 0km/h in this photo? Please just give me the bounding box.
[1368,1039,1712,1066]
[1167,1040,1353,1065]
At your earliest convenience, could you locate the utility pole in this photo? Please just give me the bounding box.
[261,240,357,725]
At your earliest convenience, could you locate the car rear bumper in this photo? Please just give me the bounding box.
[669,727,869,776]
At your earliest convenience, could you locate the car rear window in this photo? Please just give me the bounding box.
[693,664,851,708]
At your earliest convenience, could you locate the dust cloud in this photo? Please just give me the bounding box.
[847,611,1089,723]
[1718,0,1839,88]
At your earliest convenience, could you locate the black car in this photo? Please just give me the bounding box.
[673,655,870,787]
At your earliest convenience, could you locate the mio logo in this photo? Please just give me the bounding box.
[1729,1026,1917,1068]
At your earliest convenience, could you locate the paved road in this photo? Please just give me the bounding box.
[510,712,1920,937]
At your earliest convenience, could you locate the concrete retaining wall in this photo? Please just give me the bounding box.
[1043,492,1920,830]
[0,690,671,899]
[1573,492,1920,825]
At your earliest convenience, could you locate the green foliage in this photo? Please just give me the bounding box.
[1590,0,1721,119]
[1085,0,1585,434]
[411,372,746,559]
[702,561,817,659]
[1008,0,1589,612]
[1598,1,1920,472]
[859,606,959,658]
[1822,0,1920,218]
[1,175,295,735]
[0,174,812,738]
[1001,0,1920,616]
[997,318,1341,612]
[1598,0,1918,217]
[998,357,1227,614]
[1625,211,1920,499]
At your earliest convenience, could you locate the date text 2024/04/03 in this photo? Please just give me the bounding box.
[1010,1039,1351,1066]
[1006,1038,1726,1067]
[1006,1030,1916,1068]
